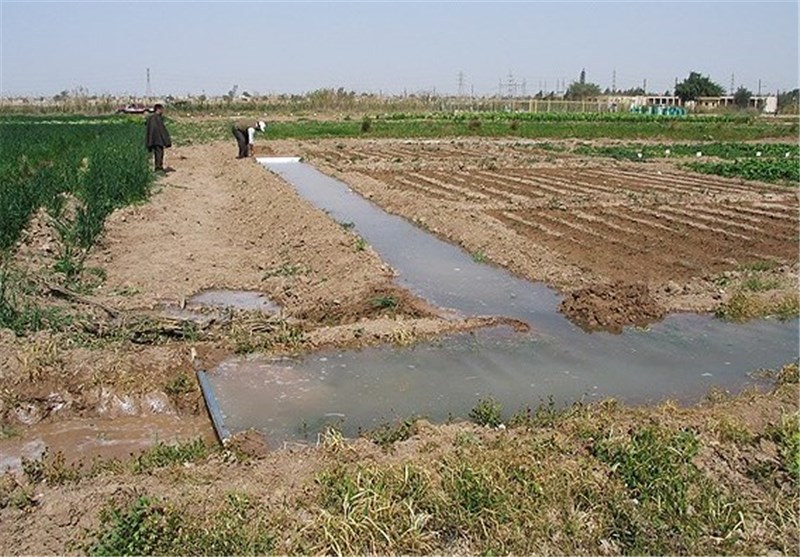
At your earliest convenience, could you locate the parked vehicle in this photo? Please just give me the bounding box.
[115,103,153,114]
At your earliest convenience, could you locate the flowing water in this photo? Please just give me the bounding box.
[0,415,214,473]
[200,160,799,446]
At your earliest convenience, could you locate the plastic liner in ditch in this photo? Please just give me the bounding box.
[197,160,799,447]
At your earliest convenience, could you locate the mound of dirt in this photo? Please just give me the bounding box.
[560,281,666,333]
[294,283,439,326]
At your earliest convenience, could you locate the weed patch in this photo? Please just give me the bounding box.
[365,416,421,450]
[716,290,799,321]
[87,492,275,556]
[131,439,210,474]
[592,426,742,554]
[469,397,503,427]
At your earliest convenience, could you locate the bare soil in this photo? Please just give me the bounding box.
[291,138,798,328]
[0,137,797,553]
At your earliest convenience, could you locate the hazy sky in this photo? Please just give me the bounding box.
[1,1,797,98]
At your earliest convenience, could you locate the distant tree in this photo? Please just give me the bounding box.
[564,69,601,100]
[565,81,602,100]
[674,71,725,102]
[777,89,799,114]
[53,90,69,102]
[733,86,753,109]
[224,84,238,102]
[619,87,645,96]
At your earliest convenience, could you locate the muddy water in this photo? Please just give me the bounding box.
[201,160,799,446]
[0,415,215,473]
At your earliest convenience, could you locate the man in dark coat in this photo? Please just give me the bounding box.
[145,103,172,172]
[232,118,266,158]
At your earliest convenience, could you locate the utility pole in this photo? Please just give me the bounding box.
[730,73,734,95]
[642,78,647,93]
[612,69,616,93]
[758,79,762,96]
[505,72,516,97]
[457,71,465,97]
[146,68,152,98]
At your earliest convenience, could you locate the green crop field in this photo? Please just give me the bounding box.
[0,115,153,251]
[171,110,797,145]
[566,141,800,184]
[0,115,153,331]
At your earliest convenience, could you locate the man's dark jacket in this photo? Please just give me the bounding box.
[145,113,171,151]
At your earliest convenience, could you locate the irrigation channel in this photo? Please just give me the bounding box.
[198,159,799,446]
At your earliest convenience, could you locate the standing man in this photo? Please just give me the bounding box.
[145,103,172,173]
[232,118,267,159]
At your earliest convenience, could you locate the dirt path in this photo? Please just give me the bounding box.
[89,142,390,314]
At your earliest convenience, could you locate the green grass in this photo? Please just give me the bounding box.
[131,439,210,474]
[87,493,275,556]
[715,290,799,322]
[370,295,398,310]
[592,426,742,554]
[573,141,799,161]
[686,158,799,185]
[567,140,799,184]
[0,257,72,335]
[366,416,422,450]
[471,250,487,263]
[469,397,503,427]
[163,372,195,398]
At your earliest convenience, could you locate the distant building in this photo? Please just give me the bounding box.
[686,95,778,114]
[604,94,778,114]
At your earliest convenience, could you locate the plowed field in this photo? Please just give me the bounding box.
[294,138,799,330]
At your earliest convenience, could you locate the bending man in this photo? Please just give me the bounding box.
[232,119,267,159]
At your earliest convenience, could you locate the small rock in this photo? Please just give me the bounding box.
[664,281,680,294]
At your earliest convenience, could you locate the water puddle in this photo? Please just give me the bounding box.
[187,289,281,313]
[199,160,799,446]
